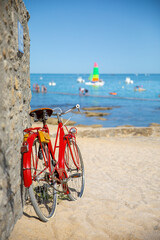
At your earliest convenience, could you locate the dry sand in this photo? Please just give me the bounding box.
[9,126,160,240]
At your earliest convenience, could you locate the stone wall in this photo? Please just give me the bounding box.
[77,126,160,138]
[0,0,31,239]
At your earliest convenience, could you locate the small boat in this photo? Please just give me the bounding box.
[134,86,146,92]
[77,77,85,83]
[125,77,133,84]
[85,79,104,86]
[109,92,117,96]
[85,63,104,86]
[49,81,56,86]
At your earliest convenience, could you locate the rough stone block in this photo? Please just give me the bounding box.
[0,0,31,239]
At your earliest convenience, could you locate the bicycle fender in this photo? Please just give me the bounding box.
[23,133,37,187]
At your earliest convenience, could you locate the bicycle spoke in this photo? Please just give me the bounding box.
[29,137,57,222]
[64,140,85,200]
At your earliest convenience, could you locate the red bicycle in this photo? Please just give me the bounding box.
[21,104,85,222]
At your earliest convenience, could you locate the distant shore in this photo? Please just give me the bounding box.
[32,121,160,138]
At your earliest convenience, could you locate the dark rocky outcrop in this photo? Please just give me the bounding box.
[82,106,113,111]
[47,117,76,126]
[84,111,110,117]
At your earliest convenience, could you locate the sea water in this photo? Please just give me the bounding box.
[30,74,160,127]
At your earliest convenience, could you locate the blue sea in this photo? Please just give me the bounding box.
[30,74,160,127]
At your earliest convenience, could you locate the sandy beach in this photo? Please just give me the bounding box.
[9,125,160,240]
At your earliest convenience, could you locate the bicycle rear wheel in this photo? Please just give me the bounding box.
[64,140,85,201]
[29,137,57,222]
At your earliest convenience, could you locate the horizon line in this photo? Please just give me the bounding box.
[30,72,160,75]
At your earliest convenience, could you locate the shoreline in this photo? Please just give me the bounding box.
[33,122,160,138]
[31,105,160,129]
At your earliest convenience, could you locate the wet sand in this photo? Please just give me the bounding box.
[9,129,160,240]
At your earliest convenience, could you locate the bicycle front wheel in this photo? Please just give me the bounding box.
[29,137,57,222]
[64,140,85,201]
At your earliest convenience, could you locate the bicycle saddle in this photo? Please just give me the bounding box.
[30,108,53,122]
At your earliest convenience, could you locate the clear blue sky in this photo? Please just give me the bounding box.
[24,0,160,74]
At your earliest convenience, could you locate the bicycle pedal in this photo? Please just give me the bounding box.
[45,173,50,182]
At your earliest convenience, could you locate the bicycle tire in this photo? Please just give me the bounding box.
[28,137,57,222]
[64,140,85,201]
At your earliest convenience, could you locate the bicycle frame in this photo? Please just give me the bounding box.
[22,119,78,189]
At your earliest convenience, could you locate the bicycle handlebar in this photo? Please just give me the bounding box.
[63,104,80,115]
[52,104,80,116]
